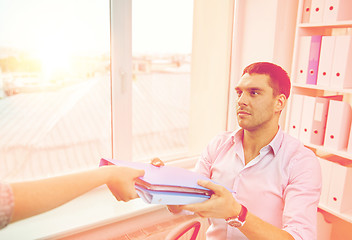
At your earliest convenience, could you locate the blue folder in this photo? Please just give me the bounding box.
[135,185,211,205]
[99,158,218,205]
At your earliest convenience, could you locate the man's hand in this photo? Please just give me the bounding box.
[150,158,182,213]
[180,180,241,219]
[151,157,165,167]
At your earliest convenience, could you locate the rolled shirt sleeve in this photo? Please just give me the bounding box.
[282,151,322,240]
[0,183,14,230]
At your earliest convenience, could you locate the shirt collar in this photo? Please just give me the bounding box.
[231,127,283,156]
[269,127,283,156]
[231,128,243,144]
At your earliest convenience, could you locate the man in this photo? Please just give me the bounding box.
[164,62,321,239]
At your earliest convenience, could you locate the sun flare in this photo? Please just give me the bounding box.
[37,35,73,80]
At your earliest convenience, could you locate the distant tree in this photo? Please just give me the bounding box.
[0,55,41,73]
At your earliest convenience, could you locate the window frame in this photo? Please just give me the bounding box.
[110,0,235,166]
[110,0,133,161]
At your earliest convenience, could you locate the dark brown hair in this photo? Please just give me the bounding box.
[242,62,291,99]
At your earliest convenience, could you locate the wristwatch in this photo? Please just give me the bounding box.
[225,204,248,227]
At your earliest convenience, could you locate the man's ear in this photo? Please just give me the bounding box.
[275,94,287,113]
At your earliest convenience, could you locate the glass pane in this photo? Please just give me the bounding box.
[132,0,193,161]
[0,0,111,181]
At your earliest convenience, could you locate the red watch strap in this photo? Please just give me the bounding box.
[238,204,248,222]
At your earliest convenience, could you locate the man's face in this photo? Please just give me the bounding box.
[235,73,280,131]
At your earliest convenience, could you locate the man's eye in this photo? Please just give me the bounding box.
[236,91,242,97]
[250,91,258,96]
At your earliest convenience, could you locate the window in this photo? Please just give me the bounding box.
[110,0,194,163]
[111,0,234,164]
[0,0,111,181]
[0,0,234,182]
[131,0,193,161]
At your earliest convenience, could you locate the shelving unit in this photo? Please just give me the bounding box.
[306,142,352,160]
[319,203,352,224]
[299,20,352,28]
[293,83,352,94]
[286,0,352,227]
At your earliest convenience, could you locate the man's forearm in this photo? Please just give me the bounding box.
[239,212,294,240]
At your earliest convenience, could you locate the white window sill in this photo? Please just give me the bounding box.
[0,186,164,239]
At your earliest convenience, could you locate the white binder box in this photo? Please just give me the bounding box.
[310,0,326,23]
[325,156,352,213]
[330,35,352,89]
[295,36,311,85]
[299,96,316,144]
[323,0,352,22]
[318,157,334,206]
[310,96,343,145]
[324,100,352,151]
[317,36,335,88]
[288,94,304,139]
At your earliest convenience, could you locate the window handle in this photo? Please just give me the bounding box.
[120,69,126,94]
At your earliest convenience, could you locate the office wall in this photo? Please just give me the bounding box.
[228,0,298,130]
[189,0,235,154]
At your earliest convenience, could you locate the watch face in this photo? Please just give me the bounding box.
[226,204,247,228]
[227,218,244,228]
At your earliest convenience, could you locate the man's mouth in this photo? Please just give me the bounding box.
[237,110,251,116]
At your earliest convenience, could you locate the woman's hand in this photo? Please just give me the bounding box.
[105,166,145,202]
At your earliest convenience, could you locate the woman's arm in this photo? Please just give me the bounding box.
[10,165,144,223]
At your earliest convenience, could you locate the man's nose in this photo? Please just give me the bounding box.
[237,93,248,106]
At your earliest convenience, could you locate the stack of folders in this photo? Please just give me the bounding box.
[100,158,221,205]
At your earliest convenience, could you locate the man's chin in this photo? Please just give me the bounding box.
[238,121,256,131]
[238,121,248,129]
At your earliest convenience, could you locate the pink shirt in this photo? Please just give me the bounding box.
[195,128,321,240]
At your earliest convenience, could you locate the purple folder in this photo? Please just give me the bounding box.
[100,158,213,195]
[307,35,322,85]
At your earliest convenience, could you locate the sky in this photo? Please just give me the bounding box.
[0,0,110,55]
[0,0,193,56]
[132,0,193,54]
